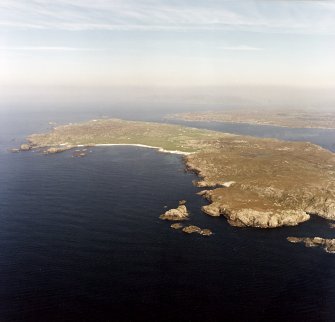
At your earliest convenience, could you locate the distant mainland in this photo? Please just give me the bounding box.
[166,109,335,129]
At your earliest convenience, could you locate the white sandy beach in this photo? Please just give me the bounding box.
[92,144,194,155]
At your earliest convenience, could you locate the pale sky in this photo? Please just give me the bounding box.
[0,0,335,88]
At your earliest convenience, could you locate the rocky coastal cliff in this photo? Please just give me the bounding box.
[185,137,335,228]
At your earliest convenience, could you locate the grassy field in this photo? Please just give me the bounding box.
[28,118,232,153]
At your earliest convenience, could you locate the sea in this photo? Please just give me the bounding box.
[1,107,335,321]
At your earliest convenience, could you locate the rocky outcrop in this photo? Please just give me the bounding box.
[44,146,72,154]
[182,225,201,233]
[195,180,236,188]
[224,209,310,228]
[199,229,213,236]
[73,149,87,157]
[20,144,31,151]
[197,190,210,197]
[201,200,310,228]
[329,223,335,229]
[182,225,213,236]
[160,205,189,221]
[287,236,335,254]
[196,180,225,188]
[303,193,335,220]
[202,203,221,217]
[171,223,183,229]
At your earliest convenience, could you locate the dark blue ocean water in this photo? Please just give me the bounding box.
[1,108,335,321]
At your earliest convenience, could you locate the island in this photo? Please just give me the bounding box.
[21,118,335,230]
[166,109,335,129]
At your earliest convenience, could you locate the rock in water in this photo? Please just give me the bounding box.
[182,225,201,234]
[287,237,302,243]
[287,236,335,254]
[20,144,31,151]
[44,147,71,154]
[182,225,213,236]
[199,229,213,236]
[9,148,20,153]
[160,205,189,221]
[171,223,183,229]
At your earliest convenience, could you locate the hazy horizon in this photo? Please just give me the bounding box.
[1,1,335,110]
[1,85,335,113]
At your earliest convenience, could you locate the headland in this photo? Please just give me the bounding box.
[20,118,335,231]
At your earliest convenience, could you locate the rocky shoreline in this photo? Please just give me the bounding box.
[184,147,335,229]
[15,118,335,234]
[287,237,335,254]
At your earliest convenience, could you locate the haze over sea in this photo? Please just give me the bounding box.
[1,105,335,321]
